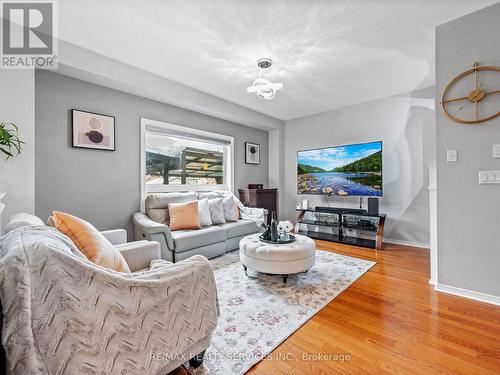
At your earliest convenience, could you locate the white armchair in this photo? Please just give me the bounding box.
[0,214,219,374]
[100,228,161,271]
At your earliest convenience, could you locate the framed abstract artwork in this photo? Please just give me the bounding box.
[245,142,260,165]
[72,109,115,151]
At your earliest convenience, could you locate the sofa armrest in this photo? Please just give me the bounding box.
[133,212,174,250]
[116,240,161,272]
[100,229,127,245]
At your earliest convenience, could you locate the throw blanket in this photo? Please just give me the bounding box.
[239,207,266,227]
[0,226,218,375]
[213,190,266,227]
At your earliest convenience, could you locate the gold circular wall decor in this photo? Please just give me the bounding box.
[440,63,500,124]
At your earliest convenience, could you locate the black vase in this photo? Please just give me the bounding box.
[261,225,271,240]
[270,211,278,242]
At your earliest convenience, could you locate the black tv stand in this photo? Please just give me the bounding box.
[295,207,386,250]
[315,206,367,215]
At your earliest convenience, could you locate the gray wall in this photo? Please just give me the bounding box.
[436,3,500,297]
[35,70,268,239]
[283,87,436,246]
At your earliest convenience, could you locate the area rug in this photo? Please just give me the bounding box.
[187,250,375,375]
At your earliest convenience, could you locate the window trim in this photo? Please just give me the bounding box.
[140,118,234,211]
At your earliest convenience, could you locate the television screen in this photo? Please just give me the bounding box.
[297,141,382,196]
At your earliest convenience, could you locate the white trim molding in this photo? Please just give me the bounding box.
[384,238,430,249]
[435,283,500,306]
[426,161,438,286]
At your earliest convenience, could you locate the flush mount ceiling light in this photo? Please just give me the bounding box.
[247,58,283,100]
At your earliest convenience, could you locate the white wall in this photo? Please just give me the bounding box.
[436,3,500,301]
[0,69,35,227]
[283,87,435,247]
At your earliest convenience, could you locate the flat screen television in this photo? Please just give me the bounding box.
[297,141,382,196]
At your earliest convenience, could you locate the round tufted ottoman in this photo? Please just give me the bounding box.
[239,233,316,283]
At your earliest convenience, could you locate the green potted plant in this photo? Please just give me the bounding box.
[0,122,24,160]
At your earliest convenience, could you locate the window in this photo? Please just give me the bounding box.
[141,119,234,197]
[146,134,225,186]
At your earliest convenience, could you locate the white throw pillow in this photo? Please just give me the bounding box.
[223,195,239,222]
[208,198,226,225]
[198,198,213,227]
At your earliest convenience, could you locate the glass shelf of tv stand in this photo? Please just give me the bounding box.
[297,230,378,249]
[295,208,386,250]
[295,208,385,219]
[298,218,378,232]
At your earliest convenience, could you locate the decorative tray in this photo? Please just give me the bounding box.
[259,234,296,244]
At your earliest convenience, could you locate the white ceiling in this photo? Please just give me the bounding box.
[58,0,498,121]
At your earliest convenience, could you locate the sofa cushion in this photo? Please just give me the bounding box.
[197,192,222,200]
[171,225,226,252]
[145,192,197,223]
[145,192,197,210]
[218,219,258,239]
[147,208,168,225]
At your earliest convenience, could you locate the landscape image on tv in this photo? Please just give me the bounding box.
[297,141,382,196]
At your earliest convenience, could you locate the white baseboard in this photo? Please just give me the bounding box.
[435,283,500,306]
[384,238,429,249]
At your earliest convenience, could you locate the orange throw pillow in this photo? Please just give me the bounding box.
[168,201,201,231]
[52,211,130,273]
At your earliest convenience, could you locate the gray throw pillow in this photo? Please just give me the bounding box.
[147,208,168,225]
[208,198,226,225]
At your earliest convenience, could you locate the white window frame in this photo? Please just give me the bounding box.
[140,118,234,210]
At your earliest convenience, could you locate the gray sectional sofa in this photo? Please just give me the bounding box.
[133,192,264,262]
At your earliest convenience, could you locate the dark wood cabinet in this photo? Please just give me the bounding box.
[238,188,278,226]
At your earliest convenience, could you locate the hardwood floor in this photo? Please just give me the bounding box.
[173,241,500,375]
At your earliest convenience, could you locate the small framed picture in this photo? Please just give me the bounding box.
[245,142,260,165]
[72,109,115,151]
